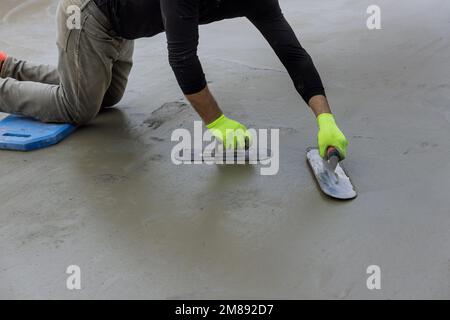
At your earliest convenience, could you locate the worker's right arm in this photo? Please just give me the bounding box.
[160,0,221,124]
[160,0,206,95]
[160,0,250,149]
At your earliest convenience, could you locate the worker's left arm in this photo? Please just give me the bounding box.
[247,3,348,158]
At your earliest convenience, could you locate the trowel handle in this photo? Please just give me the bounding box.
[326,147,341,161]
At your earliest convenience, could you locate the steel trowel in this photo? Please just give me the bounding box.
[306,147,357,200]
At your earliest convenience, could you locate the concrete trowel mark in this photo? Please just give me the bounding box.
[143,102,191,130]
[214,57,286,74]
[403,142,439,156]
[92,173,130,185]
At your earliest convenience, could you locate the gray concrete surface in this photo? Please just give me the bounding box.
[0,0,449,299]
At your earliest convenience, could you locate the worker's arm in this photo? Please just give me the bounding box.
[186,86,251,150]
[185,86,222,125]
[161,0,250,149]
[160,0,205,95]
[247,3,348,158]
[246,4,326,107]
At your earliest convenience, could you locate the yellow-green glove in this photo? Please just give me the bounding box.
[207,114,252,150]
[317,113,348,159]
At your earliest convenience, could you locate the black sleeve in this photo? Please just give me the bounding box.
[246,0,326,104]
[160,0,207,95]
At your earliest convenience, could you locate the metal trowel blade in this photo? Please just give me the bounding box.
[175,148,272,163]
[306,148,357,200]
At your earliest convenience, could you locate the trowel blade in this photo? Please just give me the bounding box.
[175,148,272,163]
[306,148,357,200]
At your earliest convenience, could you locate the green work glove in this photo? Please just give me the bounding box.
[317,113,348,159]
[207,114,252,150]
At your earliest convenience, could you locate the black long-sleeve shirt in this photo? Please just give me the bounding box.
[93,0,325,102]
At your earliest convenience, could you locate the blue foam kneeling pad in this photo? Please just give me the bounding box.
[0,115,76,151]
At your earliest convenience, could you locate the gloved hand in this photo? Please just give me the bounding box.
[317,113,348,159]
[206,114,252,150]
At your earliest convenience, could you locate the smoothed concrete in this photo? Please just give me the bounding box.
[0,0,449,299]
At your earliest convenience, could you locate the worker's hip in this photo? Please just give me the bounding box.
[56,0,121,51]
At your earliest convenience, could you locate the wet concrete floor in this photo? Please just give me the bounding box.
[0,0,449,299]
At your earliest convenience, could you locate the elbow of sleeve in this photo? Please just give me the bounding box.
[168,55,207,95]
[168,51,194,68]
[167,40,199,67]
[167,45,207,95]
[288,54,326,103]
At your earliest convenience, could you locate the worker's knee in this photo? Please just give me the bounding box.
[75,109,99,125]
[68,103,100,126]
[59,87,102,125]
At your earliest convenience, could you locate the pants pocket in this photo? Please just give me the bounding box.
[82,14,115,43]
